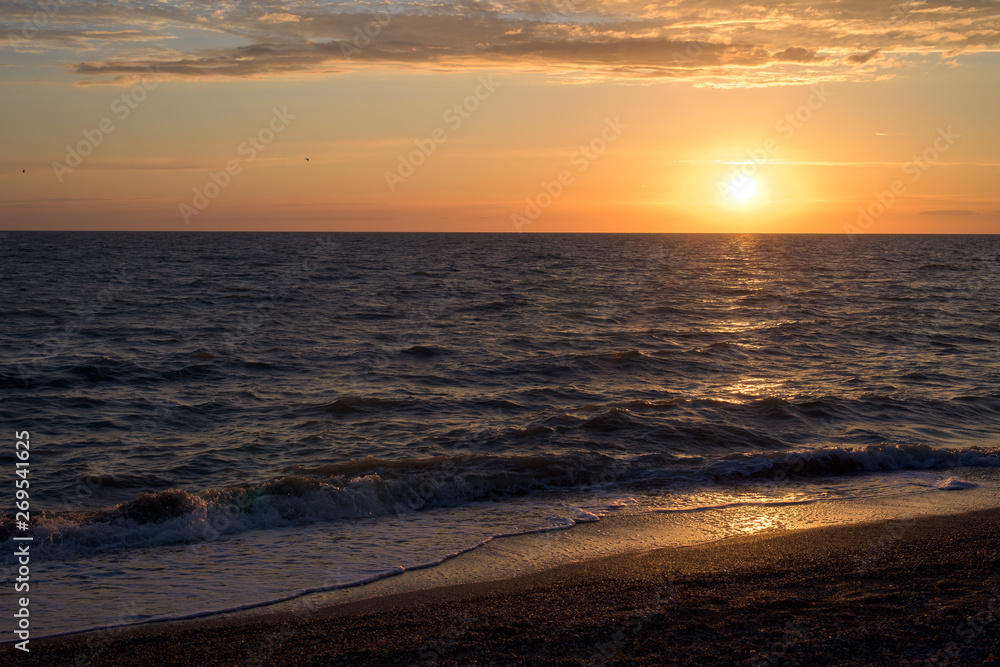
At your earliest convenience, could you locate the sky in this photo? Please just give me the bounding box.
[1,0,999,232]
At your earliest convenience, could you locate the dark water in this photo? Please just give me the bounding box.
[2,232,1000,634]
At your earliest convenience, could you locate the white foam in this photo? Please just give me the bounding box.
[10,467,1000,641]
[10,444,1000,563]
[937,476,979,490]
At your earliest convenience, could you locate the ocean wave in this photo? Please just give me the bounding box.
[702,443,1000,481]
[401,345,448,357]
[308,395,419,414]
[3,444,998,561]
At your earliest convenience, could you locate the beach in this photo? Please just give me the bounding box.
[23,508,1000,666]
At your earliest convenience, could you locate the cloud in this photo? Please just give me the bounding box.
[259,13,300,24]
[919,210,978,216]
[3,0,999,85]
[772,47,826,63]
[846,49,881,64]
[5,28,165,50]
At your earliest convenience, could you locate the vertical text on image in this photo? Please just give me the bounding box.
[13,430,32,652]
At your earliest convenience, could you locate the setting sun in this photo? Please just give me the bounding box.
[728,175,759,203]
[717,171,770,213]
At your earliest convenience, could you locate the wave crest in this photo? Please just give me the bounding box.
[3,444,997,560]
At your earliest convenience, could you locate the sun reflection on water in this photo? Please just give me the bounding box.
[722,377,783,395]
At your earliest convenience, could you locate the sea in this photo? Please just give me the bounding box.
[2,232,1000,638]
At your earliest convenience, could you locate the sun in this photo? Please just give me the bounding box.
[717,171,769,211]
[728,175,758,202]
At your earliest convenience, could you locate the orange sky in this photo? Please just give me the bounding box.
[1,0,999,232]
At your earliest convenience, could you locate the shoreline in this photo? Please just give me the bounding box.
[17,507,1000,665]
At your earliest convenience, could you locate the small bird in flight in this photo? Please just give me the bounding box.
[305,158,310,162]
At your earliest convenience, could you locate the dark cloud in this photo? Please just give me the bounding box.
[6,28,161,47]
[846,49,881,64]
[771,47,826,63]
[1,0,994,84]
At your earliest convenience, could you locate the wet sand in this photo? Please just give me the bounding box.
[18,508,1000,665]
